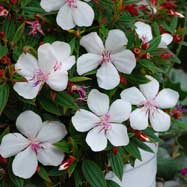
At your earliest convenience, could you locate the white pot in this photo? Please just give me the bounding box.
[106,143,158,187]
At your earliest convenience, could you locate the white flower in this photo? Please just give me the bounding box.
[135,21,173,48]
[72,89,131,152]
[40,0,94,30]
[0,111,67,179]
[14,41,75,99]
[120,75,179,132]
[77,30,136,90]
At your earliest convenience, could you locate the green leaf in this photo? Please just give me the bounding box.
[0,45,8,58]
[107,180,121,187]
[124,143,142,160]
[54,140,71,153]
[139,59,164,73]
[132,139,154,153]
[108,153,123,180]
[55,92,79,110]
[13,23,25,44]
[69,76,91,82]
[82,160,107,187]
[143,128,160,142]
[125,74,149,84]
[38,166,52,183]
[0,84,9,114]
[147,36,161,52]
[0,127,10,141]
[38,96,63,116]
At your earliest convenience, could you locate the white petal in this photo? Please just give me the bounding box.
[139,75,159,99]
[120,87,146,105]
[16,111,43,138]
[15,53,38,79]
[36,121,67,143]
[111,49,136,74]
[56,5,75,30]
[40,0,65,12]
[63,56,75,71]
[105,29,128,52]
[72,109,100,132]
[155,88,179,109]
[12,146,38,179]
[158,33,173,48]
[52,41,71,61]
[77,53,101,75]
[130,108,149,130]
[46,70,68,91]
[80,32,104,54]
[87,89,109,116]
[86,126,107,152]
[37,144,64,166]
[150,109,171,132]
[0,133,29,158]
[38,43,57,73]
[106,124,129,147]
[72,0,94,27]
[97,63,120,90]
[109,99,131,123]
[135,22,153,42]
[13,81,42,99]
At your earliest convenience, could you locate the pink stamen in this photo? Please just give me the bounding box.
[53,61,62,72]
[142,35,149,44]
[65,0,77,8]
[31,143,40,153]
[97,114,111,132]
[31,69,49,87]
[101,51,112,64]
[26,20,45,36]
[140,99,158,116]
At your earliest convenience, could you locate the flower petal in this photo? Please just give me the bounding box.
[77,53,101,75]
[105,29,128,52]
[16,110,43,138]
[0,133,29,158]
[72,1,94,27]
[52,41,71,61]
[87,89,109,116]
[120,87,146,105]
[80,32,104,54]
[135,22,153,42]
[96,63,120,90]
[109,99,131,123]
[15,53,38,79]
[111,49,136,74]
[40,0,65,12]
[37,144,64,166]
[106,123,129,146]
[72,109,100,132]
[36,121,67,143]
[46,70,68,91]
[158,33,173,48]
[150,109,171,132]
[63,56,75,71]
[139,75,159,99]
[155,88,179,109]
[130,108,149,130]
[38,43,57,73]
[12,146,38,179]
[86,126,107,152]
[13,81,42,99]
[56,5,75,30]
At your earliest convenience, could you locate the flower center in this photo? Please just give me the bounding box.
[29,139,41,153]
[65,0,77,8]
[53,61,62,72]
[101,51,111,64]
[142,35,149,44]
[141,99,158,115]
[31,69,49,87]
[98,114,111,131]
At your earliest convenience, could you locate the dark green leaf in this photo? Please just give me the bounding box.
[38,166,52,183]
[124,143,142,160]
[147,36,161,52]
[82,160,107,187]
[0,84,9,114]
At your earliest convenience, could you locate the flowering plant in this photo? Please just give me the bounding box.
[0,0,186,186]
